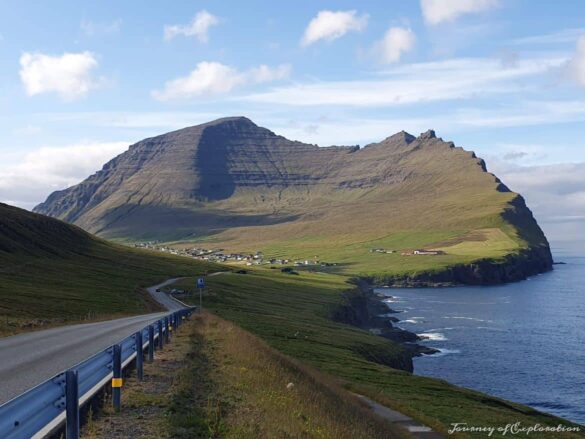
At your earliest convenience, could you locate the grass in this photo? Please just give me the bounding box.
[45,122,550,280]
[84,314,407,439]
[161,188,548,279]
[169,313,405,438]
[0,203,220,335]
[170,269,583,438]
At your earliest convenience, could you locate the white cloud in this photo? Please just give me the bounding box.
[80,19,122,37]
[242,56,565,107]
[13,124,42,136]
[0,142,128,209]
[456,100,585,127]
[375,27,416,64]
[301,10,368,47]
[488,160,585,244]
[152,61,291,102]
[48,111,223,131]
[164,10,219,42]
[421,0,499,25]
[569,35,585,86]
[513,28,585,45]
[19,51,100,100]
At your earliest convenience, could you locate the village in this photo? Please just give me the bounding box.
[134,242,445,270]
[371,247,445,256]
[133,242,338,267]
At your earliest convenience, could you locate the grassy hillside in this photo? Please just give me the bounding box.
[33,118,551,281]
[85,314,407,439]
[169,270,583,438]
[0,203,218,335]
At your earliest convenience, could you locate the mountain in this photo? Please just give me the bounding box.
[0,202,216,335]
[34,117,553,284]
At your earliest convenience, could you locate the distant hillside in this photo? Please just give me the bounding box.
[34,117,552,284]
[0,203,217,335]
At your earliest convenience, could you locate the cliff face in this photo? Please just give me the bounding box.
[366,246,553,287]
[34,117,553,285]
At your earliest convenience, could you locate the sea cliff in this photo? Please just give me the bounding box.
[361,245,553,288]
[330,285,439,372]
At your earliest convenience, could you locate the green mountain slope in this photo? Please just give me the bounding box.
[34,117,552,284]
[0,202,217,335]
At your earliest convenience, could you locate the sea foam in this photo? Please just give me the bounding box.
[418,332,447,341]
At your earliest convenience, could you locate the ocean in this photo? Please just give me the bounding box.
[376,255,585,425]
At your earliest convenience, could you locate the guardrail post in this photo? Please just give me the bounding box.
[158,320,164,349]
[112,344,122,412]
[165,317,170,343]
[148,324,155,362]
[65,369,79,439]
[135,331,144,381]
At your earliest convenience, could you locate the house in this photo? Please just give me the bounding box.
[413,249,444,255]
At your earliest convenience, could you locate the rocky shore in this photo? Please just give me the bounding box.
[330,284,439,372]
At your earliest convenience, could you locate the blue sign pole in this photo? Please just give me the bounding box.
[197,277,205,313]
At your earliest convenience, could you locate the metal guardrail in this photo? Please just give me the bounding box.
[0,307,195,439]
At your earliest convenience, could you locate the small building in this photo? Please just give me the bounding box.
[413,249,444,255]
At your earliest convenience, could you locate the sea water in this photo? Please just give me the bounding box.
[376,255,585,424]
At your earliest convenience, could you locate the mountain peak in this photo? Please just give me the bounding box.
[205,116,258,128]
[419,129,436,140]
[390,130,416,144]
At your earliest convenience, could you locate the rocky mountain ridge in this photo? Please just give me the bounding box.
[34,117,553,284]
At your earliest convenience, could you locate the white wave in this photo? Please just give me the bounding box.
[399,316,424,324]
[443,316,493,323]
[433,348,461,357]
[418,332,448,341]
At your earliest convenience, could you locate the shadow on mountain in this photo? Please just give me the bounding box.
[195,125,237,201]
[95,203,300,241]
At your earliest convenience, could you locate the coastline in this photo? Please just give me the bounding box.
[331,282,439,373]
[330,244,555,373]
[359,245,554,288]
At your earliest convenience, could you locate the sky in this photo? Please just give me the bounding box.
[0,0,584,252]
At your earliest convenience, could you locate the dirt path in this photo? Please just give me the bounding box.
[355,394,444,438]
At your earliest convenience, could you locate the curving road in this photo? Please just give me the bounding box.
[0,278,184,405]
[146,277,186,311]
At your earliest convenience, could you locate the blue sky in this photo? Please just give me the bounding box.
[0,0,584,249]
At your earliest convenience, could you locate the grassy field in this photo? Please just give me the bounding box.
[169,269,583,438]
[162,187,548,279]
[0,203,219,335]
[84,314,406,439]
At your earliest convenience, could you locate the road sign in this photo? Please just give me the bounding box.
[197,277,205,289]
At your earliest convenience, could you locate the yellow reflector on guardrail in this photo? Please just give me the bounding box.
[112,378,123,388]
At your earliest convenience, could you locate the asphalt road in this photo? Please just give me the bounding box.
[147,277,186,311]
[0,278,185,405]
